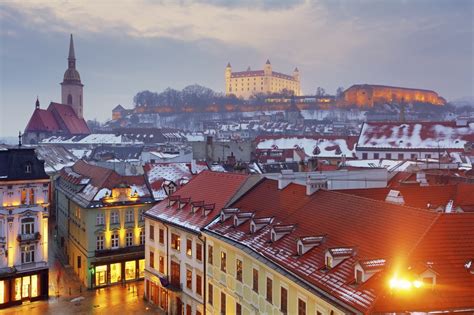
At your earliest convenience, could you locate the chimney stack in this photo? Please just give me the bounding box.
[278,169,295,190]
[306,174,328,195]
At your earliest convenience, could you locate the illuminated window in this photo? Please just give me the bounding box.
[21,217,35,235]
[196,273,202,296]
[236,259,242,282]
[14,278,21,301]
[220,251,227,272]
[21,244,35,264]
[126,231,133,247]
[0,281,4,303]
[139,259,145,278]
[29,188,35,204]
[171,234,180,251]
[96,235,104,250]
[21,189,27,205]
[186,239,192,257]
[95,265,107,286]
[125,209,134,223]
[111,232,119,249]
[110,263,121,283]
[208,245,213,265]
[186,269,192,290]
[125,261,136,281]
[96,213,105,225]
[111,211,119,224]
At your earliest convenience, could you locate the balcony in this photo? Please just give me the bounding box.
[15,261,48,272]
[168,280,182,292]
[17,232,41,243]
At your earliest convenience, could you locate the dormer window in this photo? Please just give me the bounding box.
[385,190,405,205]
[250,217,274,234]
[25,162,32,174]
[271,224,296,242]
[297,236,326,256]
[233,212,254,227]
[220,208,239,222]
[178,197,191,210]
[325,247,356,269]
[168,195,180,207]
[202,204,215,217]
[355,258,386,284]
[191,201,204,213]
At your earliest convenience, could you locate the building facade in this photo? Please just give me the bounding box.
[55,160,154,289]
[225,60,301,99]
[341,84,446,107]
[0,148,50,308]
[143,171,254,314]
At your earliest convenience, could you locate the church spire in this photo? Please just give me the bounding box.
[35,97,40,110]
[68,34,76,69]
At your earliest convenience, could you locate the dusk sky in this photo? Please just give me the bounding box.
[0,0,473,137]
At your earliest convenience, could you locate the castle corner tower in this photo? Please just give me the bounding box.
[61,34,84,118]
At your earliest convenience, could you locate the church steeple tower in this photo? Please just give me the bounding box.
[61,34,84,119]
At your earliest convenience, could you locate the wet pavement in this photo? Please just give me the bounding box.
[0,221,164,315]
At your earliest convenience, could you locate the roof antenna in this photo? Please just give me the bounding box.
[18,131,22,147]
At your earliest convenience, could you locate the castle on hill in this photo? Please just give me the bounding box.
[225,60,301,99]
[24,34,90,144]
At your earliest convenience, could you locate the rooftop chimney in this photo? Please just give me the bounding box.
[306,174,328,195]
[278,169,295,189]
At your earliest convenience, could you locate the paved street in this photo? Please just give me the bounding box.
[1,221,164,315]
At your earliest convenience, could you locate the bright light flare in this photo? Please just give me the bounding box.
[389,276,423,290]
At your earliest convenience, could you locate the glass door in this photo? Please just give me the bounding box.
[22,276,30,299]
[95,265,107,286]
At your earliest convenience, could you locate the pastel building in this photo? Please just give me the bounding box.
[225,60,301,99]
[55,160,154,289]
[0,148,50,308]
[143,171,254,314]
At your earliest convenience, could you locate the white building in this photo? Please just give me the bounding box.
[0,148,50,308]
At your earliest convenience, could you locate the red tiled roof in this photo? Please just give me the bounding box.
[25,108,60,132]
[206,178,468,313]
[48,102,90,134]
[145,171,250,232]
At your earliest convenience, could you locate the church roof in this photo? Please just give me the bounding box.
[25,102,90,135]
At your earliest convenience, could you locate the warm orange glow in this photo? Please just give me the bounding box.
[389,274,423,290]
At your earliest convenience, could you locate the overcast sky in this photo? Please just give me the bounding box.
[0,0,473,137]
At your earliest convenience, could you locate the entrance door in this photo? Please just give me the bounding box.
[22,276,30,299]
[96,265,107,286]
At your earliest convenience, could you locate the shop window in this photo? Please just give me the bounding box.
[13,278,21,301]
[125,261,136,281]
[21,244,35,264]
[95,265,107,286]
[220,251,227,272]
[21,217,35,235]
[110,263,121,283]
[126,231,133,247]
[0,281,4,304]
[139,259,145,278]
[111,232,119,249]
[186,239,192,257]
[171,233,180,251]
[186,269,192,290]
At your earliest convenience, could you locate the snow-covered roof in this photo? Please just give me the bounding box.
[41,134,141,145]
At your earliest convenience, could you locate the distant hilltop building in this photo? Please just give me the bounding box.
[225,59,301,99]
[24,34,90,144]
[341,84,446,107]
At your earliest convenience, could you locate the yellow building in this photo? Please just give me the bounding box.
[225,60,301,99]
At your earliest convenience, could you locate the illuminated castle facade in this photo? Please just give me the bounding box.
[341,84,446,107]
[225,60,301,99]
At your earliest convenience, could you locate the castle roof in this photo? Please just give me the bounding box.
[347,84,438,95]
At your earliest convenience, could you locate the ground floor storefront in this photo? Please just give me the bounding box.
[90,254,145,289]
[0,267,48,309]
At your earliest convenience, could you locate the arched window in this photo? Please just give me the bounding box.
[67,94,73,105]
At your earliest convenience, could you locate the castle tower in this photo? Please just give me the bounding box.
[264,59,272,76]
[61,34,84,118]
[293,67,300,81]
[225,62,232,95]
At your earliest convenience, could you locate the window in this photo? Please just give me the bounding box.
[21,244,35,263]
[373,153,379,159]
[220,251,227,272]
[77,256,81,269]
[126,231,133,247]
[236,303,242,315]
[356,269,363,284]
[21,217,35,235]
[326,255,333,268]
[425,154,431,159]
[125,209,134,223]
[196,274,202,296]
[96,235,104,250]
[186,269,192,290]
[159,256,164,273]
[236,259,242,282]
[140,229,145,245]
[298,298,306,315]
[280,287,288,313]
[187,239,192,257]
[159,228,164,244]
[252,268,258,292]
[139,209,145,221]
[411,153,417,160]
[150,224,155,240]
[186,305,191,315]
[266,277,272,303]
[111,211,119,224]
[386,153,392,159]
[208,245,213,265]
[196,243,202,262]
[398,153,404,160]
[96,213,105,225]
[29,188,35,204]
[21,189,27,205]
[208,283,213,305]
[171,234,180,251]
[25,163,32,174]
[111,232,119,249]
[150,251,154,268]
[220,292,226,315]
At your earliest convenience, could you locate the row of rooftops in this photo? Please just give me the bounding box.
[145,169,474,313]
